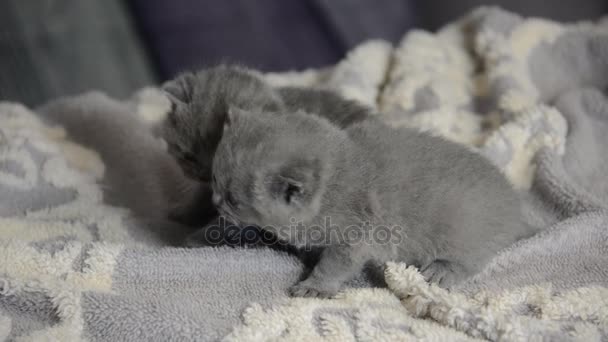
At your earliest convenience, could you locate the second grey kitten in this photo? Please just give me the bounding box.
[162,65,370,183]
[162,65,371,232]
[211,106,538,297]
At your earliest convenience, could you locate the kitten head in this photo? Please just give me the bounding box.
[161,65,284,181]
[211,107,343,230]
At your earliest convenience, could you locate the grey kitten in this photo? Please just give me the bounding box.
[211,106,538,297]
[162,65,283,183]
[162,64,371,230]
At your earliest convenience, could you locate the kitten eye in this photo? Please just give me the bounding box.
[181,153,197,164]
[167,143,179,154]
[284,183,302,204]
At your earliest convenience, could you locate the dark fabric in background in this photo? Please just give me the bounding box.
[128,0,606,80]
[0,0,605,106]
[127,0,416,77]
[0,0,156,107]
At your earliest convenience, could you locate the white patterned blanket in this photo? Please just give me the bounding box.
[1,7,608,341]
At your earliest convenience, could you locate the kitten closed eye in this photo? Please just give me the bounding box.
[181,152,197,164]
[225,191,238,207]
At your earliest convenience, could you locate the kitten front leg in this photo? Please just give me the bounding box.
[183,217,224,247]
[184,216,248,247]
[420,259,470,289]
[289,244,368,298]
[169,182,216,227]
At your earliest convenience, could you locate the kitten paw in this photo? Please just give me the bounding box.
[288,280,337,298]
[421,260,466,289]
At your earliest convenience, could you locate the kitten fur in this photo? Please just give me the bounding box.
[38,92,210,245]
[211,106,538,297]
[162,64,371,229]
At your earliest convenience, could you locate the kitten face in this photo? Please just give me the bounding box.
[211,107,339,232]
[161,65,285,181]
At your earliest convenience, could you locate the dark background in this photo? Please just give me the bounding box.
[1,0,606,107]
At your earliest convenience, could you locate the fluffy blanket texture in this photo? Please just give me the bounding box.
[1,7,608,341]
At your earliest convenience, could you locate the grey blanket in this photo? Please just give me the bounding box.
[1,7,608,341]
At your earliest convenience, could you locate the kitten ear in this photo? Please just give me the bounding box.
[270,158,323,205]
[161,72,197,109]
[275,177,304,204]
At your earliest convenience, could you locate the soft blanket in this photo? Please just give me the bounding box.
[1,7,608,341]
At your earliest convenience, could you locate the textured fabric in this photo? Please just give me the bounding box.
[0,0,156,107]
[534,88,608,216]
[2,7,608,341]
[417,0,606,30]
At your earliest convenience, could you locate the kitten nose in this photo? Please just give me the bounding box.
[212,193,223,207]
